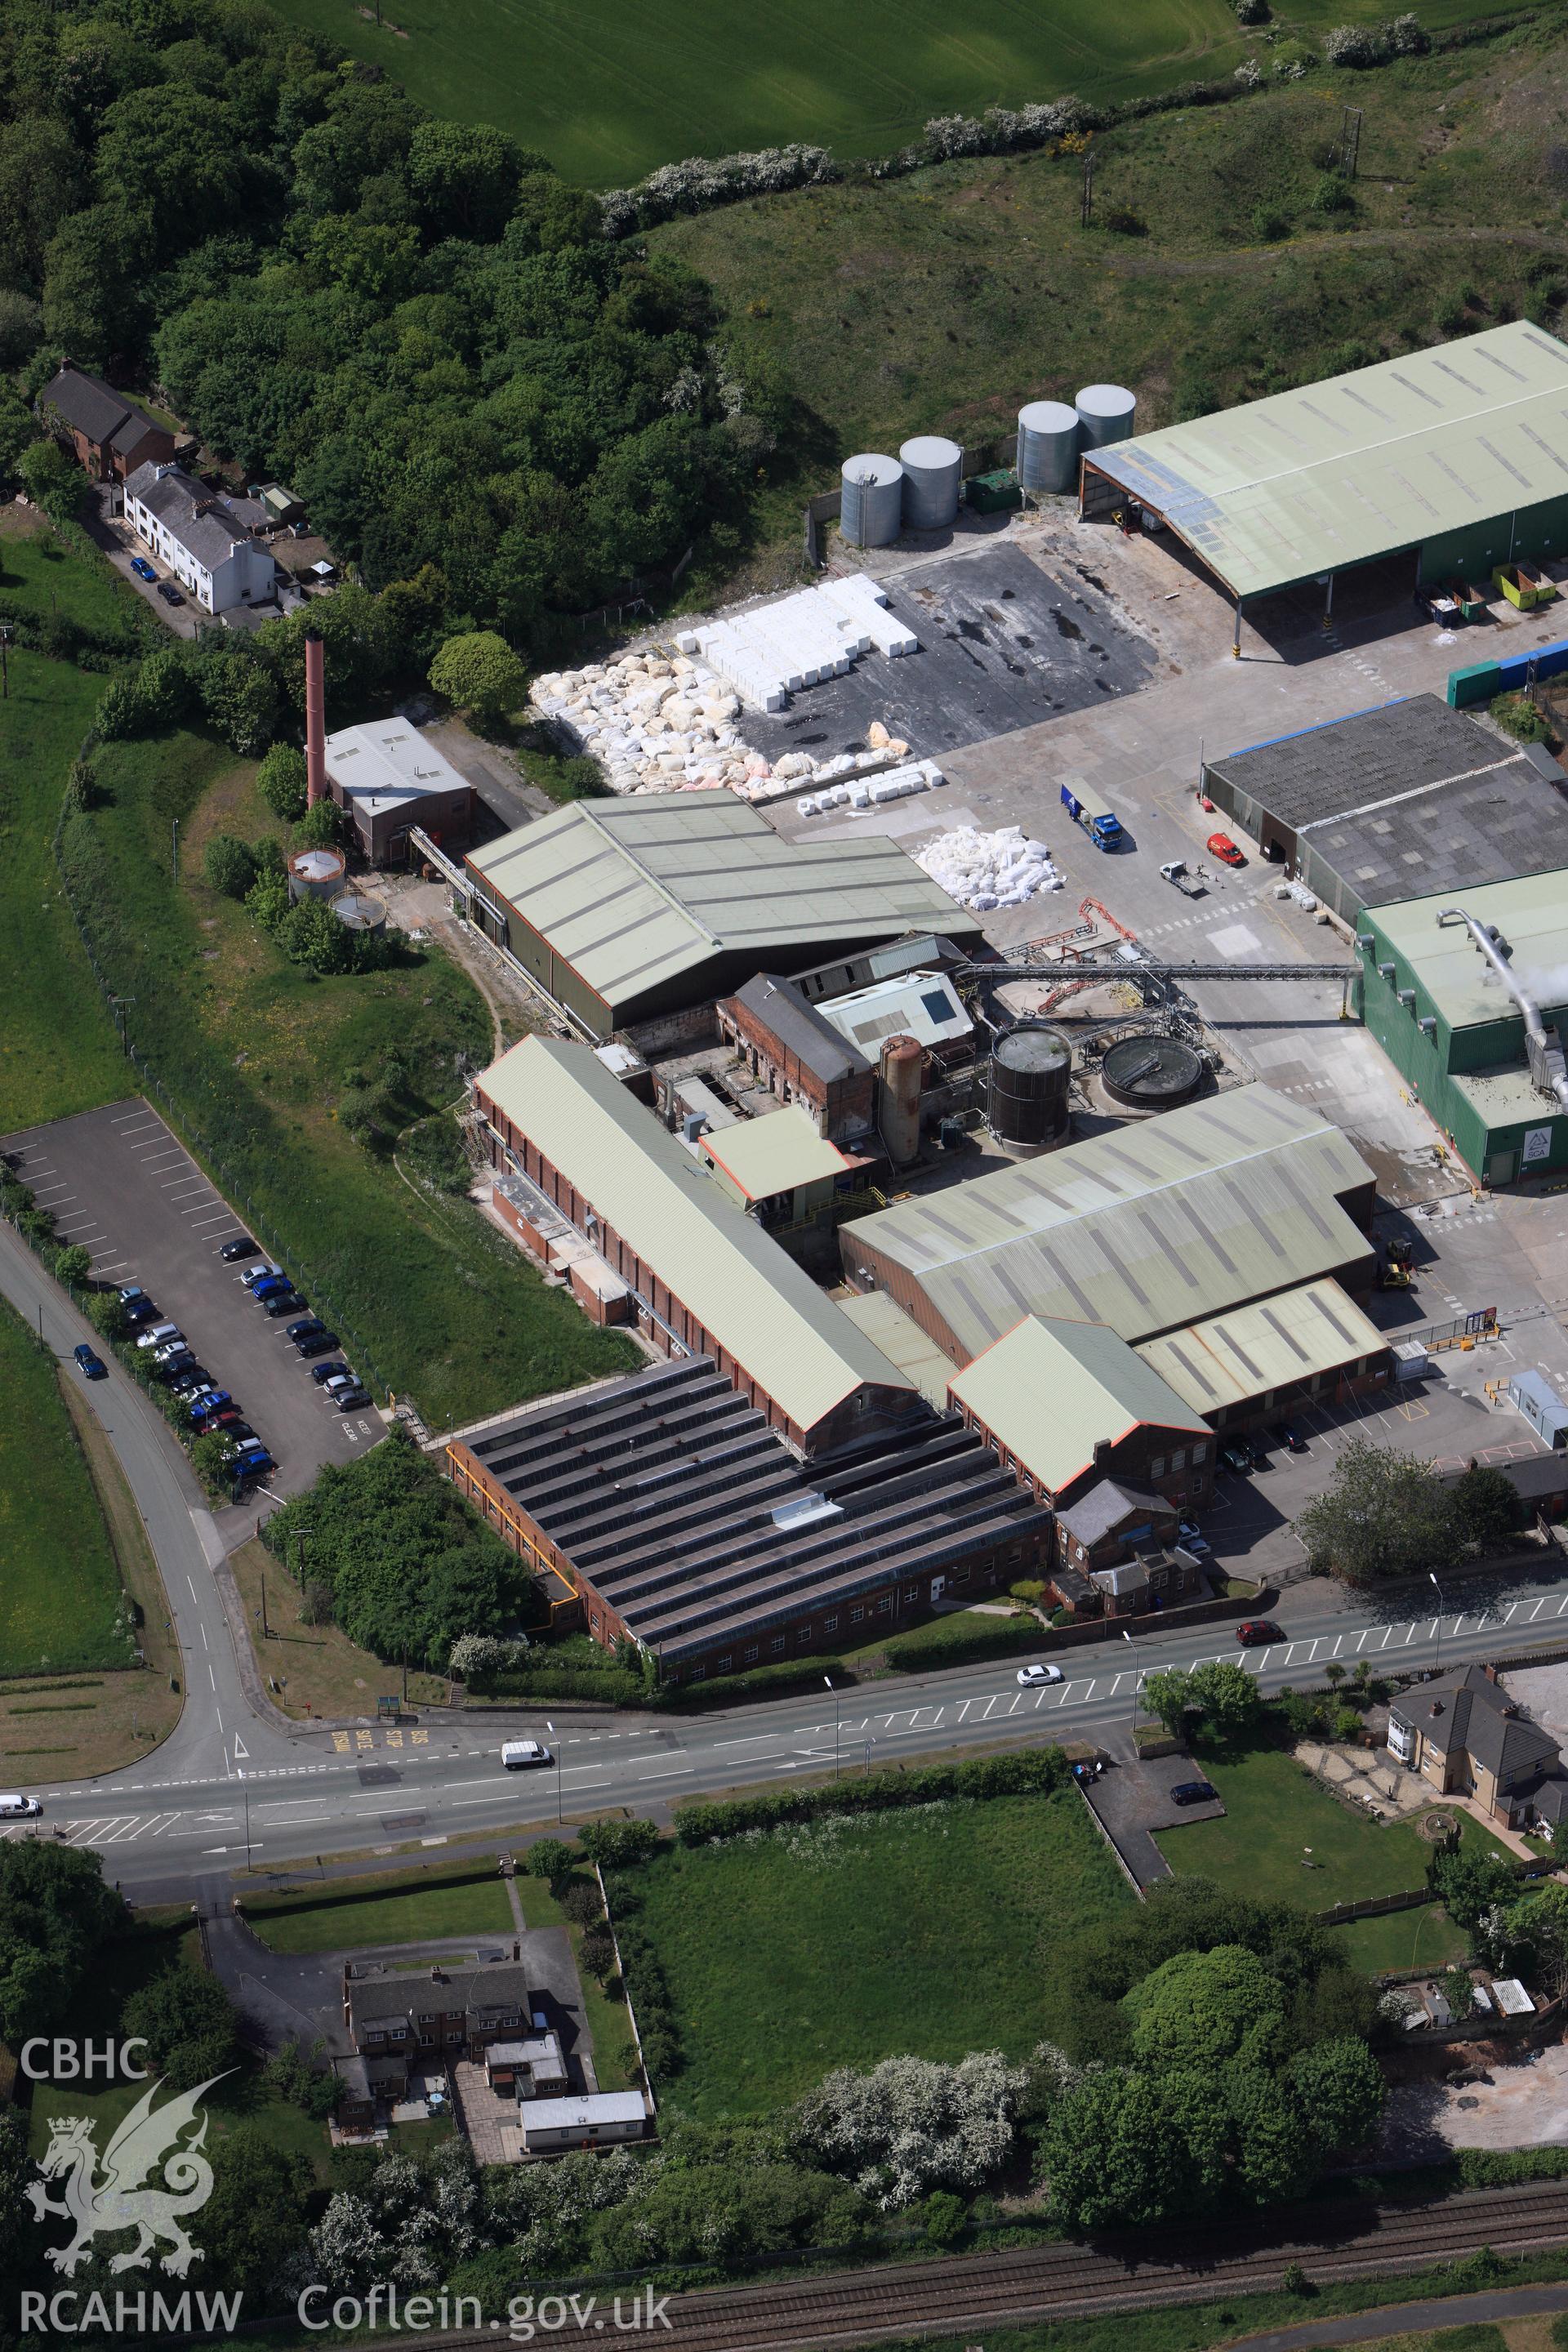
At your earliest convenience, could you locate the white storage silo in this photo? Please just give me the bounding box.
[898,435,963,531]
[1017,400,1080,494]
[841,453,905,548]
[1074,384,1137,450]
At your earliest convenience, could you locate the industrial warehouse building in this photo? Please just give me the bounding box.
[1135,1277,1392,1427]
[949,1316,1212,1514]
[840,1085,1378,1365]
[1081,323,1568,614]
[323,719,475,862]
[446,1356,1050,1678]
[473,1035,918,1453]
[1201,695,1568,925]
[465,791,978,1036]
[1356,875,1568,1183]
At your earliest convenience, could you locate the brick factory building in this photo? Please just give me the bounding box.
[472,1034,918,1454]
[717,973,876,1143]
[445,1356,1049,1681]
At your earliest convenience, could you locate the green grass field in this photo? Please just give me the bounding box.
[1327,1904,1470,1976]
[245,1873,514,1953]
[648,15,1568,585]
[263,0,1527,186]
[0,532,133,1133]
[55,726,638,1427]
[1154,1745,1516,1912]
[0,1297,131,1676]
[629,1790,1132,2117]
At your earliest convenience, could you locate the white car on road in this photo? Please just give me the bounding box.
[1017,1664,1064,1687]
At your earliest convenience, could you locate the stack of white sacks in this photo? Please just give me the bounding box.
[530,576,925,803]
[914,826,1065,912]
[678,572,917,712]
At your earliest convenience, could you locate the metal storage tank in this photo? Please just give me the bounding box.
[898,435,963,530]
[332,891,387,939]
[287,845,346,903]
[987,1024,1071,1150]
[1017,400,1080,493]
[841,453,905,549]
[1100,1035,1205,1112]
[877,1033,924,1165]
[1074,384,1137,450]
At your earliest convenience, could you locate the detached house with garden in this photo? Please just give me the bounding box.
[1387,1663,1567,1831]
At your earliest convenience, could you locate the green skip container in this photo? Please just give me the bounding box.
[1446,660,1502,709]
[966,469,1021,514]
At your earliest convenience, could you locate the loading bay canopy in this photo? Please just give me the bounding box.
[1081,322,1568,603]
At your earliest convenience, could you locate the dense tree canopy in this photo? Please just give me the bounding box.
[0,1841,125,2044]
[264,1423,532,1666]
[0,0,778,644]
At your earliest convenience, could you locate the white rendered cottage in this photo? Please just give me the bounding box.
[123,462,276,614]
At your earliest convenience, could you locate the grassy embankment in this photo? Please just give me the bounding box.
[54,727,639,1428]
[261,0,1530,186]
[648,16,1568,572]
[634,1788,1131,2118]
[0,1295,131,1678]
[0,512,137,1131]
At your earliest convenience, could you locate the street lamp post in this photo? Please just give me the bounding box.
[1429,1570,1445,1680]
[1123,1627,1138,1735]
[825,1675,840,1783]
[547,1719,562,1824]
[238,1768,251,1871]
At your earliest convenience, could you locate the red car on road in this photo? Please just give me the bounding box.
[1208,831,1246,866]
[1235,1620,1283,1647]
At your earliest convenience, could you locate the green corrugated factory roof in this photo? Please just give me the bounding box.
[835,1290,956,1411]
[1085,323,1568,602]
[843,1085,1375,1356]
[466,791,976,1016]
[699,1107,849,1200]
[479,1036,914,1434]
[1363,870,1568,1032]
[1134,1277,1386,1417]
[950,1316,1207,1494]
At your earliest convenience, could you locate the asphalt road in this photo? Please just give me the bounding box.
[16,1570,1568,1892]
[8,1183,1568,1900]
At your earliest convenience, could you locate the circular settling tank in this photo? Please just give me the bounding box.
[1100,1035,1205,1111]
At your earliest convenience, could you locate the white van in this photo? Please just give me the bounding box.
[501,1739,551,1771]
[0,1793,42,1818]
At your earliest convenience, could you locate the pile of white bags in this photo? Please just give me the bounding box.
[913,826,1064,911]
[677,572,917,713]
[530,650,766,797]
[795,759,945,817]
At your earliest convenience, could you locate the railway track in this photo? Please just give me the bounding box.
[396,2178,1568,2352]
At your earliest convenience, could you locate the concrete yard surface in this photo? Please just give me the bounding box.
[1383,2043,1568,2158]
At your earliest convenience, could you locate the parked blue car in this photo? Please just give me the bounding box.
[189,1391,234,1423]
[130,556,156,581]
[73,1343,107,1380]
[252,1274,292,1303]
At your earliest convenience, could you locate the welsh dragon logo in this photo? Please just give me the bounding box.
[26,2074,233,2277]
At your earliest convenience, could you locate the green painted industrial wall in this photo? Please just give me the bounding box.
[1421,491,1568,586]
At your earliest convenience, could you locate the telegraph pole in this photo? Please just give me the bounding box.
[1080,148,1096,230]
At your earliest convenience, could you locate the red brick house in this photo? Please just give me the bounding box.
[37,363,176,484]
